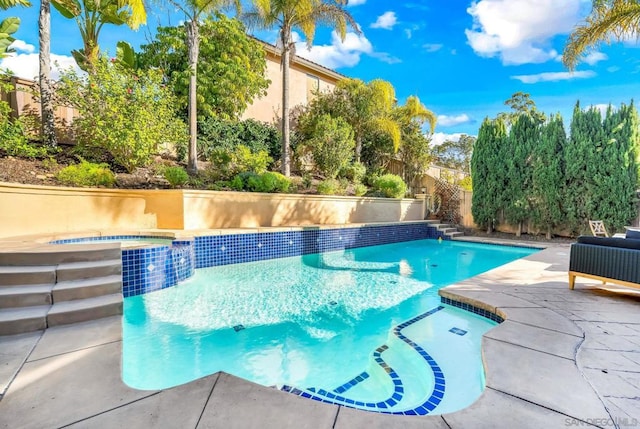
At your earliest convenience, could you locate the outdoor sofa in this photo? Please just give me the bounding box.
[569,231,640,290]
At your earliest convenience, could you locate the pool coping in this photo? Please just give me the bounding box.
[1,238,639,428]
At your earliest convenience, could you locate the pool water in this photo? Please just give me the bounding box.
[123,239,536,414]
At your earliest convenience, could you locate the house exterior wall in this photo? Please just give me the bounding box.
[241,47,342,123]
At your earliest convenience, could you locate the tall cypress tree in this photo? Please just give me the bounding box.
[532,113,566,239]
[504,113,539,236]
[564,102,601,234]
[593,103,640,231]
[471,117,507,233]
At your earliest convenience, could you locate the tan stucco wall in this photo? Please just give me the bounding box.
[0,183,425,238]
[242,52,340,123]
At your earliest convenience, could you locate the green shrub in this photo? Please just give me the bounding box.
[56,161,115,187]
[354,183,368,197]
[373,174,407,198]
[196,117,280,163]
[339,162,366,183]
[56,59,187,172]
[229,171,290,193]
[0,78,46,158]
[209,145,272,180]
[163,166,189,188]
[317,178,343,195]
[305,114,354,179]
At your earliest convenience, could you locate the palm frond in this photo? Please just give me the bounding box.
[374,117,402,152]
[564,0,640,69]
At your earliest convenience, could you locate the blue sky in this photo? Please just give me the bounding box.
[2,0,639,143]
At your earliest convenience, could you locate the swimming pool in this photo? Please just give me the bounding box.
[123,238,537,415]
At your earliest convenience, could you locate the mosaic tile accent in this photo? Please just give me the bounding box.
[281,306,447,415]
[333,372,370,394]
[440,297,505,323]
[194,222,448,269]
[121,239,195,297]
[449,327,468,336]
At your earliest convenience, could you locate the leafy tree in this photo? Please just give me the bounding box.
[504,113,540,236]
[137,15,269,121]
[430,134,475,174]
[564,0,640,70]
[162,0,241,174]
[244,0,358,177]
[531,114,566,239]
[398,122,432,188]
[304,114,354,179]
[498,92,546,126]
[56,59,187,172]
[471,117,508,233]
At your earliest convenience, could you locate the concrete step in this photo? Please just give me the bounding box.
[0,284,53,308]
[448,231,464,238]
[0,305,49,335]
[440,227,458,234]
[0,266,56,287]
[0,245,121,266]
[53,275,122,302]
[56,259,122,282]
[432,223,452,230]
[47,294,122,327]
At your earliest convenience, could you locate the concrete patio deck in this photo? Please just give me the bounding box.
[1,240,639,428]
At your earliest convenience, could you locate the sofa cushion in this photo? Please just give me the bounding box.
[626,229,640,240]
[577,235,640,250]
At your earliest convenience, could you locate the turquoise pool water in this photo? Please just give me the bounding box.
[123,239,537,414]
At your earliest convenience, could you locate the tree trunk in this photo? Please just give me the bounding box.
[38,0,56,148]
[186,19,199,174]
[546,226,552,240]
[281,30,291,177]
[516,221,522,237]
[354,134,362,163]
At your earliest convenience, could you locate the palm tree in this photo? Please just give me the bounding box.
[39,0,56,147]
[563,0,640,70]
[245,0,359,177]
[166,0,241,174]
[334,78,401,162]
[0,0,29,58]
[52,0,146,68]
[395,95,437,133]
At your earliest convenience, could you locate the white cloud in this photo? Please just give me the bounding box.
[465,0,582,65]
[0,52,80,81]
[582,51,608,65]
[431,132,464,146]
[607,65,620,72]
[423,43,443,53]
[437,114,473,127]
[295,30,399,68]
[295,31,372,69]
[347,0,366,5]
[511,70,596,83]
[9,39,35,54]
[371,11,397,30]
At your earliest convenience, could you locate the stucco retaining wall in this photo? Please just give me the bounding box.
[0,182,425,238]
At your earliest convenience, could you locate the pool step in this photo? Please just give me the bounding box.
[0,265,56,287]
[53,274,122,302]
[48,293,122,327]
[430,222,464,239]
[0,284,53,308]
[56,259,121,282]
[0,245,121,266]
[0,247,123,335]
[0,305,49,336]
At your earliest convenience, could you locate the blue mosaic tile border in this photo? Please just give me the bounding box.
[194,223,448,269]
[121,239,195,297]
[333,372,370,394]
[281,306,446,415]
[440,296,505,323]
